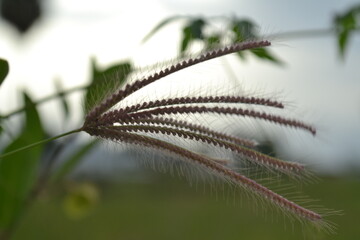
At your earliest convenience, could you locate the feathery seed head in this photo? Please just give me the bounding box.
[82,40,333,231]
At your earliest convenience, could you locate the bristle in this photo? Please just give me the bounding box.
[85,40,271,122]
[85,127,324,224]
[105,124,306,176]
[81,39,334,232]
[120,117,257,148]
[98,106,316,136]
[122,95,284,113]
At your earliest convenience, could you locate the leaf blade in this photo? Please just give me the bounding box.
[51,140,98,183]
[142,15,186,43]
[54,79,70,120]
[180,18,206,54]
[0,59,9,87]
[0,93,45,231]
[333,5,360,58]
[84,59,133,114]
[250,48,283,65]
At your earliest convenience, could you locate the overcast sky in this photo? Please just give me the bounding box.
[0,0,359,175]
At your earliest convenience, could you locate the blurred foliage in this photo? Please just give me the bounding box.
[0,58,8,136]
[144,16,282,64]
[51,140,98,183]
[0,93,45,232]
[0,4,360,240]
[0,58,134,238]
[145,4,360,63]
[84,59,133,114]
[180,18,206,53]
[0,0,41,33]
[0,0,42,33]
[143,15,186,43]
[0,59,9,87]
[334,4,360,58]
[10,176,360,240]
[53,79,70,121]
[63,182,99,220]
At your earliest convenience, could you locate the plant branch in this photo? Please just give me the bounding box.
[0,85,89,120]
[0,129,82,159]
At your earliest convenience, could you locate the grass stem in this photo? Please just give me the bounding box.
[0,129,82,159]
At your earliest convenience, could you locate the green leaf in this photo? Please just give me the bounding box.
[180,18,206,53]
[231,19,256,42]
[250,48,283,65]
[0,59,9,87]
[334,5,360,58]
[0,93,45,232]
[180,27,192,53]
[142,15,186,43]
[51,140,98,183]
[205,34,221,50]
[84,59,133,114]
[54,79,70,120]
[337,30,349,58]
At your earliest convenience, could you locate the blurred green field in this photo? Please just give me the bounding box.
[12,175,360,240]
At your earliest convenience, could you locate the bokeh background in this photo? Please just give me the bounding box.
[0,0,360,239]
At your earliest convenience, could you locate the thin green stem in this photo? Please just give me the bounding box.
[0,128,82,159]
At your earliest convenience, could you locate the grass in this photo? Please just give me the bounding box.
[12,174,360,240]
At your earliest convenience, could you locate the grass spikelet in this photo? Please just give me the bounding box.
[84,40,271,124]
[85,128,326,228]
[97,105,316,135]
[121,117,258,147]
[122,95,285,113]
[81,39,333,231]
[106,124,307,177]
